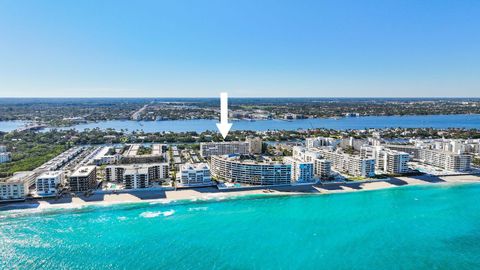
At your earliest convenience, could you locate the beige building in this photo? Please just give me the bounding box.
[314,159,332,179]
[246,137,263,154]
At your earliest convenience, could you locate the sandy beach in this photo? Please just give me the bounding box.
[2,174,480,212]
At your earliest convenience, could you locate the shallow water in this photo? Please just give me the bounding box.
[1,183,480,269]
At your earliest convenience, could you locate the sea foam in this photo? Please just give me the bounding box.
[140,210,175,218]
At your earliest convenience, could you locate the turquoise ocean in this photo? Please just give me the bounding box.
[1,183,480,269]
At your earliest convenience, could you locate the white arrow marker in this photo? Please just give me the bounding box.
[216,92,232,139]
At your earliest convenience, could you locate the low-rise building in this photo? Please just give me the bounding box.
[91,146,120,165]
[69,166,97,192]
[0,172,30,201]
[35,171,65,196]
[121,144,167,164]
[180,163,212,186]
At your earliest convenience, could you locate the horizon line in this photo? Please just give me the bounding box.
[1,96,480,99]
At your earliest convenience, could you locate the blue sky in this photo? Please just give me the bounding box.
[0,0,479,97]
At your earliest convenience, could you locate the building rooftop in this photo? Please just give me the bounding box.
[0,171,34,184]
[214,154,286,166]
[201,141,249,146]
[70,166,96,177]
[181,163,209,171]
[37,171,64,179]
[124,167,149,175]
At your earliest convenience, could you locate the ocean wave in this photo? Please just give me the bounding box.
[140,210,175,218]
[163,210,175,216]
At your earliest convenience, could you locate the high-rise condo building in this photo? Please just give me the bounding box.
[361,146,410,174]
[123,167,149,189]
[200,142,250,157]
[283,157,314,183]
[105,163,169,183]
[200,138,263,158]
[316,149,375,177]
[384,144,471,172]
[210,155,291,185]
[305,137,339,149]
[246,137,263,154]
[292,146,332,179]
[69,166,97,192]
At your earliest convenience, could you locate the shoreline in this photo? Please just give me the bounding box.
[2,174,480,213]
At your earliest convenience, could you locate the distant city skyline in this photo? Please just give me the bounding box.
[1,0,479,98]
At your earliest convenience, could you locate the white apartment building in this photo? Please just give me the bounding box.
[121,144,167,164]
[105,163,169,183]
[35,171,65,196]
[0,152,11,163]
[361,146,410,174]
[0,145,11,163]
[318,149,375,178]
[314,159,332,179]
[0,172,30,201]
[292,146,332,179]
[418,149,471,172]
[305,137,339,149]
[411,138,480,155]
[283,157,314,183]
[384,144,472,172]
[210,155,291,185]
[180,163,212,186]
[123,167,149,189]
[200,141,250,157]
[91,146,120,165]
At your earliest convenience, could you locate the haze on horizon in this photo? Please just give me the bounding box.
[1,0,479,98]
